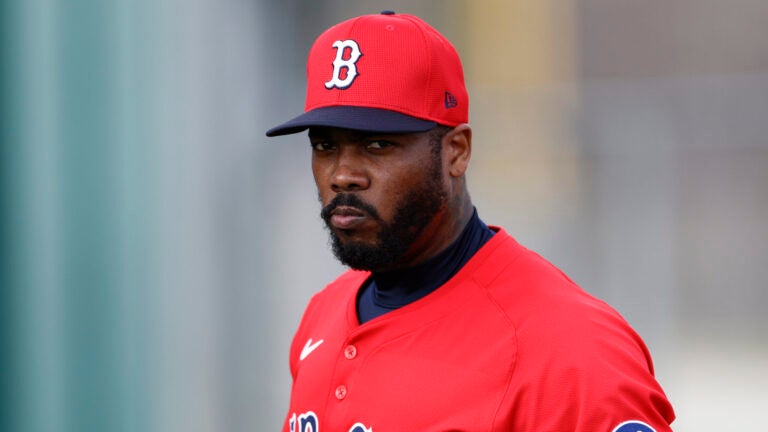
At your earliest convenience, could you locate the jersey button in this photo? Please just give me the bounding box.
[335,385,347,400]
[344,345,357,359]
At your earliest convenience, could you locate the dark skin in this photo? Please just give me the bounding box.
[310,123,475,271]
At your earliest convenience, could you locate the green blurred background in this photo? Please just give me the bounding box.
[2,1,767,431]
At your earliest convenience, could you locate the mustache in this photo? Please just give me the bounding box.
[320,194,382,223]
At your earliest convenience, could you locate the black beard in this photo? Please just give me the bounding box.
[320,155,446,272]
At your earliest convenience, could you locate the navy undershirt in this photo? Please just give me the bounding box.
[356,208,495,324]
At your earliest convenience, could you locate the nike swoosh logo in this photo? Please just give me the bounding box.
[300,338,324,361]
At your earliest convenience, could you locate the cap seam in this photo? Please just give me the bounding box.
[400,15,434,118]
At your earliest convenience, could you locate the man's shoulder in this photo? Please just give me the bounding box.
[476,228,635,343]
[473,227,583,299]
[310,269,370,305]
[292,269,367,345]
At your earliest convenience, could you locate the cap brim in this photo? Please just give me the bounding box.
[265,106,437,137]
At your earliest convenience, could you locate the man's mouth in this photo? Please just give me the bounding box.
[330,206,367,230]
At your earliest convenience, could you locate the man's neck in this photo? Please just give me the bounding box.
[356,207,494,323]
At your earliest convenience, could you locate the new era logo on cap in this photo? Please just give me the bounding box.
[444,91,458,109]
[266,11,468,137]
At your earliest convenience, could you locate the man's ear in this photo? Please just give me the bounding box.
[444,124,472,178]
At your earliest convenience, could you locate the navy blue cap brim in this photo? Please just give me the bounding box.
[265,106,437,137]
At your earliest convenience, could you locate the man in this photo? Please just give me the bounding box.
[266,11,675,432]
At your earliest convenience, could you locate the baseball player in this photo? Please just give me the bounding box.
[266,11,675,432]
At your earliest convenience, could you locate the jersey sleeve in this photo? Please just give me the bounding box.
[502,302,675,431]
[482,240,676,431]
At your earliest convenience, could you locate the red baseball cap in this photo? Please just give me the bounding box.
[266,11,468,137]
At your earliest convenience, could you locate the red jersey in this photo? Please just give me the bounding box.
[284,228,675,431]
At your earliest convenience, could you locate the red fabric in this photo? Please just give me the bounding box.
[284,228,675,431]
[304,13,468,127]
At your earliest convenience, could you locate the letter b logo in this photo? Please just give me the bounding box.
[325,40,362,89]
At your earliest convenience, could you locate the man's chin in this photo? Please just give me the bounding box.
[331,238,388,271]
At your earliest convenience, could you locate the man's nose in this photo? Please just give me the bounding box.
[331,147,370,192]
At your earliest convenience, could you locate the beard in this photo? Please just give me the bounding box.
[320,151,447,272]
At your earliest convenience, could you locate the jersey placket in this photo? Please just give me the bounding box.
[323,333,364,431]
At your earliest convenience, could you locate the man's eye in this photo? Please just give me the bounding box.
[367,140,393,150]
[311,142,334,151]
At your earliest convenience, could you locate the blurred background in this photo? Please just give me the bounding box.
[1,0,766,431]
